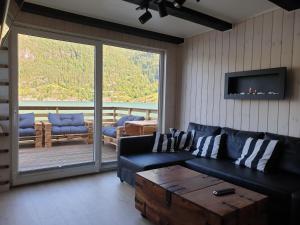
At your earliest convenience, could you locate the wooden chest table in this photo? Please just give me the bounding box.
[135,165,268,225]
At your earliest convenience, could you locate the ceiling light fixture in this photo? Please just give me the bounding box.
[136,0,150,10]
[135,0,200,24]
[157,0,168,17]
[173,0,186,8]
[139,9,152,24]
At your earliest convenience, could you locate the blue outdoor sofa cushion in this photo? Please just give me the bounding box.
[102,126,117,138]
[102,115,145,138]
[19,128,35,137]
[19,113,35,137]
[52,126,88,135]
[48,113,87,135]
[116,115,145,127]
[19,113,35,129]
[48,113,85,126]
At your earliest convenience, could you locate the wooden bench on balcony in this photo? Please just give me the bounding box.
[102,115,145,146]
[43,113,93,148]
[102,107,158,147]
[19,113,43,148]
[18,106,158,148]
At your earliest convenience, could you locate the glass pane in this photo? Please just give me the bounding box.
[102,44,160,162]
[18,34,95,172]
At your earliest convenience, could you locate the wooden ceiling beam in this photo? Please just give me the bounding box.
[268,0,300,11]
[123,0,232,31]
[18,2,184,44]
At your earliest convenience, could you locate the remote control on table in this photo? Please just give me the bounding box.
[213,188,235,196]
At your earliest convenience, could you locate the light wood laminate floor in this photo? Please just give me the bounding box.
[0,172,152,225]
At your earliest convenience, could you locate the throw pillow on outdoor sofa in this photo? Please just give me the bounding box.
[152,132,175,153]
[192,134,224,159]
[235,137,279,172]
[169,128,195,151]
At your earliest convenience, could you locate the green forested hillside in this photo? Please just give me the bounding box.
[18,34,159,103]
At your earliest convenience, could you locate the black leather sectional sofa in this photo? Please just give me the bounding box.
[117,123,300,225]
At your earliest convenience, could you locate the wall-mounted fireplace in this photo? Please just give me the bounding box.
[224,67,287,100]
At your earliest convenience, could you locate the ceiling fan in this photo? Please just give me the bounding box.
[136,0,200,24]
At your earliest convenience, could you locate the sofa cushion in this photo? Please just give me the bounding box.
[19,128,35,137]
[221,127,264,160]
[116,115,145,127]
[192,134,225,159]
[52,125,88,135]
[187,123,221,151]
[235,138,279,172]
[265,133,300,176]
[48,113,85,126]
[170,128,195,151]
[102,126,116,138]
[152,132,175,153]
[119,151,195,171]
[185,157,300,200]
[19,113,35,129]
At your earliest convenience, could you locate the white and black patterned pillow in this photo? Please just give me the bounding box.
[152,132,175,153]
[169,128,195,151]
[235,138,279,172]
[192,134,224,159]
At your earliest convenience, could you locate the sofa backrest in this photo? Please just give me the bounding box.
[116,115,145,127]
[265,132,300,176]
[186,122,300,175]
[48,113,85,126]
[221,127,264,160]
[19,113,35,129]
[187,123,221,151]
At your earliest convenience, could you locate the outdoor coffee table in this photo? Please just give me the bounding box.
[135,165,268,225]
[125,120,157,136]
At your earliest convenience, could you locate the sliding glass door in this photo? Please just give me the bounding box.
[11,27,164,184]
[101,44,161,163]
[11,28,101,185]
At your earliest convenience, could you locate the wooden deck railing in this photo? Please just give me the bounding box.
[19,106,158,123]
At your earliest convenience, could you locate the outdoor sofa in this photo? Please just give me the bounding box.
[43,113,93,147]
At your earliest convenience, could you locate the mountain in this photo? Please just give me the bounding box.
[18,34,159,103]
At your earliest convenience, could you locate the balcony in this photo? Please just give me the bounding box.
[18,105,158,172]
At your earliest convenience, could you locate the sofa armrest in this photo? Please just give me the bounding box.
[84,120,93,144]
[43,121,52,131]
[42,121,52,147]
[291,190,300,225]
[85,120,93,133]
[42,121,52,127]
[116,126,125,139]
[34,122,43,147]
[34,122,43,132]
[118,135,154,156]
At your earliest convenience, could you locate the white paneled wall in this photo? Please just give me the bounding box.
[0,0,20,192]
[0,46,10,192]
[176,8,300,138]
[0,50,9,65]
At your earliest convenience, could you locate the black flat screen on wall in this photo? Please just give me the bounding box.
[224,67,287,100]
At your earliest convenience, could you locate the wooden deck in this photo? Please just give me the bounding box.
[19,141,117,172]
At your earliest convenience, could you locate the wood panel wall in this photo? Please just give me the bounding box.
[0,0,22,192]
[176,8,300,137]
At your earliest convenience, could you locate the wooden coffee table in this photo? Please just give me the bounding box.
[125,120,157,136]
[135,165,268,225]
